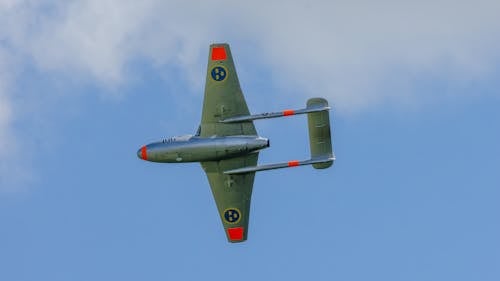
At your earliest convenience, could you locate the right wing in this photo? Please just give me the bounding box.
[199,43,257,137]
[201,153,258,243]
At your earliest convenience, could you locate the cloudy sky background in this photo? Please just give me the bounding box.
[1,0,499,280]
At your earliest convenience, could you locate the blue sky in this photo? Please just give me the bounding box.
[1,1,499,280]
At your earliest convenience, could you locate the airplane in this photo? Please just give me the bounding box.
[137,43,335,243]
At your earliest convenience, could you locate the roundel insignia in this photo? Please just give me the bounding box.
[211,66,227,82]
[223,208,241,224]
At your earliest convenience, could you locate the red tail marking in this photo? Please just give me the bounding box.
[227,227,244,241]
[288,160,300,167]
[211,47,227,60]
[141,146,148,161]
[283,109,295,116]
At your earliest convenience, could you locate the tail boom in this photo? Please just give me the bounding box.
[223,156,335,175]
[219,102,330,123]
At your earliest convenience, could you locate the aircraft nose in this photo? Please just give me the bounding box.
[137,146,148,160]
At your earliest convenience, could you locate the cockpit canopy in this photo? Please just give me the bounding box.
[162,135,193,143]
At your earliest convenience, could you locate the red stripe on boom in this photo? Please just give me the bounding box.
[288,160,300,167]
[283,109,295,116]
[211,47,227,60]
[227,227,244,241]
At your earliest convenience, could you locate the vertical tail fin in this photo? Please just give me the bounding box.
[307,98,334,169]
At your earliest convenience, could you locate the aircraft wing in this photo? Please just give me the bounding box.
[199,44,257,137]
[201,153,258,243]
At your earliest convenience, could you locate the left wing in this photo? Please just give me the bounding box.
[199,43,257,137]
[201,153,258,243]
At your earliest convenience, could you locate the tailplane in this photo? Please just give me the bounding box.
[306,98,334,169]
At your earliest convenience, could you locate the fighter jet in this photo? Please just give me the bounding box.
[137,43,335,243]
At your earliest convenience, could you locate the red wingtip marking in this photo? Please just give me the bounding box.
[283,109,295,116]
[211,47,227,60]
[227,227,244,241]
[141,146,148,161]
[288,160,300,167]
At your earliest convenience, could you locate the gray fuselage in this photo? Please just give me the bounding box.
[137,135,269,163]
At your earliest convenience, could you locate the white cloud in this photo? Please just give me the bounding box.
[0,92,12,150]
[4,0,497,105]
[239,0,500,109]
[0,43,13,187]
[1,0,499,188]
[0,47,28,190]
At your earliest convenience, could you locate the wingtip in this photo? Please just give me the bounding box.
[226,226,246,243]
[210,42,230,49]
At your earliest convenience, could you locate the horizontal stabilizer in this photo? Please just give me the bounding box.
[307,98,334,169]
[223,156,335,175]
[220,102,330,123]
